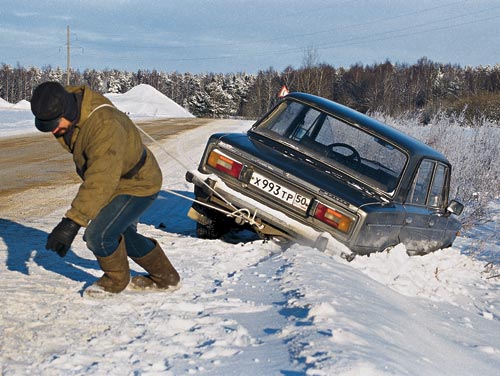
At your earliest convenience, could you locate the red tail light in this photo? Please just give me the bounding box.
[313,202,353,233]
[207,149,243,178]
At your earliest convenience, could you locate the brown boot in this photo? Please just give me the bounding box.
[86,236,130,295]
[130,239,180,290]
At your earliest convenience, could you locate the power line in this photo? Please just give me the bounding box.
[77,1,497,66]
[100,9,499,65]
[94,0,471,51]
[3,1,498,70]
[254,6,500,59]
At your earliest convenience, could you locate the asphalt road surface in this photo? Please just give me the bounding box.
[0,118,211,200]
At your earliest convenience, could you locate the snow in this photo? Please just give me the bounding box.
[0,97,12,108]
[0,108,37,137]
[0,84,193,138]
[1,88,500,375]
[105,84,194,119]
[11,99,31,110]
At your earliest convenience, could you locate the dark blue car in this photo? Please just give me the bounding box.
[186,92,463,256]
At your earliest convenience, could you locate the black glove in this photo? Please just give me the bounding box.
[46,217,81,257]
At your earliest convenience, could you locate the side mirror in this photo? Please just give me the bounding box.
[447,200,464,216]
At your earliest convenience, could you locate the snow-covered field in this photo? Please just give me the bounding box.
[1,87,500,375]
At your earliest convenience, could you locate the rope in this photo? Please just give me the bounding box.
[134,122,264,229]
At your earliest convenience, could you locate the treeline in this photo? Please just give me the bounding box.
[2,57,500,125]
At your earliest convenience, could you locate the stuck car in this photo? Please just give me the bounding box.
[185,92,463,256]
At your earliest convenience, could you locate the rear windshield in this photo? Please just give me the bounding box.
[254,100,407,194]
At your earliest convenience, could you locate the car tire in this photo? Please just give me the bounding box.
[196,220,227,239]
[193,203,232,239]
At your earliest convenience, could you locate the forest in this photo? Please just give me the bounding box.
[2,57,500,126]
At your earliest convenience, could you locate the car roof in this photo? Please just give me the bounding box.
[284,92,449,164]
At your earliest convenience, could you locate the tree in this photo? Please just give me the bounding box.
[2,59,500,124]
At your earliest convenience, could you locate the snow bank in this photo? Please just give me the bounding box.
[11,99,31,110]
[0,109,37,137]
[0,97,12,108]
[0,84,194,138]
[105,84,194,118]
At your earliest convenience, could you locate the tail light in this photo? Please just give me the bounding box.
[313,202,353,233]
[207,149,243,179]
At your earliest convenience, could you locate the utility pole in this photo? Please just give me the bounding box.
[66,25,70,86]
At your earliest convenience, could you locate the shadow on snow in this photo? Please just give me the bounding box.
[0,218,98,283]
[0,189,258,285]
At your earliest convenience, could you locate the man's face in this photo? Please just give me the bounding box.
[52,117,72,137]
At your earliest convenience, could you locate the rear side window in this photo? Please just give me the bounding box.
[407,159,449,208]
[260,101,304,136]
[428,163,449,208]
[408,159,434,205]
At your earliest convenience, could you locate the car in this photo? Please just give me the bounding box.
[185,92,464,257]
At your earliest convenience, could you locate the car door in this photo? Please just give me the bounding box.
[400,159,450,253]
[426,163,451,247]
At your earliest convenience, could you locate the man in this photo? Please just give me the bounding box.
[30,81,180,296]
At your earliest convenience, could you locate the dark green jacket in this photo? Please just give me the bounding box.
[58,85,162,226]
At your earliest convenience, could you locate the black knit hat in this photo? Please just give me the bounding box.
[31,82,78,132]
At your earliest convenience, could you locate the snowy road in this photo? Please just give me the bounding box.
[2,119,500,375]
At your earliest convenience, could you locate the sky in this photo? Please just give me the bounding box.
[0,0,499,74]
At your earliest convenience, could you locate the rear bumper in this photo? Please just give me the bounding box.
[186,169,332,251]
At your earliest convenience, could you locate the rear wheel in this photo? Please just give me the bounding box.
[193,203,233,239]
[196,219,227,239]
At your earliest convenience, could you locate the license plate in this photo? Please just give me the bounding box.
[250,172,310,211]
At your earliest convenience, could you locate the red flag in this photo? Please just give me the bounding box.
[278,85,289,98]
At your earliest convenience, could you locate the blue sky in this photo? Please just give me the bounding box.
[1,0,499,73]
